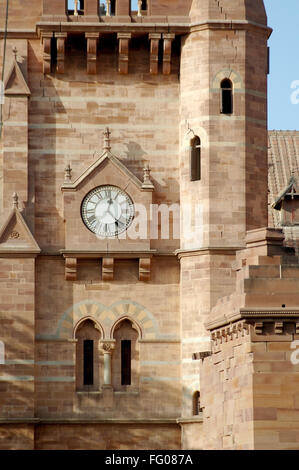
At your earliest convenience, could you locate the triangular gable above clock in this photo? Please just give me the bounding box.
[4,56,31,96]
[61,150,154,192]
[0,205,40,254]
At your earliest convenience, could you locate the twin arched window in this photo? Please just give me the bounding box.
[221,78,233,114]
[75,318,138,391]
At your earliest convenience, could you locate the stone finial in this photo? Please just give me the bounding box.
[12,46,18,61]
[64,163,72,182]
[12,192,19,209]
[74,0,79,16]
[137,0,142,16]
[142,163,154,190]
[103,127,111,151]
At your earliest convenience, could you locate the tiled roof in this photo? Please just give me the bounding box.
[268,131,299,229]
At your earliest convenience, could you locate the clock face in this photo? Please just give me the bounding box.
[81,185,135,237]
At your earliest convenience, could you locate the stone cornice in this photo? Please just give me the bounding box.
[60,250,156,259]
[175,246,243,259]
[0,418,179,425]
[0,18,271,39]
[206,308,299,331]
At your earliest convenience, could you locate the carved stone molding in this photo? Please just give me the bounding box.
[102,257,114,281]
[65,257,77,281]
[211,321,250,345]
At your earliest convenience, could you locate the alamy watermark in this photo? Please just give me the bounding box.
[291,80,299,104]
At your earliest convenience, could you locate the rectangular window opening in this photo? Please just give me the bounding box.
[83,339,94,385]
[121,340,131,386]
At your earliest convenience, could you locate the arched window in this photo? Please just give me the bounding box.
[75,319,101,391]
[221,78,233,114]
[193,391,202,415]
[112,319,139,391]
[190,136,201,181]
[141,0,147,11]
[0,341,4,365]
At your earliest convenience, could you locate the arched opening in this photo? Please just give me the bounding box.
[221,78,233,114]
[0,341,4,365]
[193,391,202,415]
[75,319,102,391]
[190,136,201,181]
[67,0,85,15]
[112,319,139,391]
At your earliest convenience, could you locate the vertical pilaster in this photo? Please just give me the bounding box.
[149,33,161,75]
[117,33,131,74]
[85,33,99,74]
[162,33,175,75]
[55,33,67,74]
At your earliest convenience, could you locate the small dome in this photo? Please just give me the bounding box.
[189,0,267,26]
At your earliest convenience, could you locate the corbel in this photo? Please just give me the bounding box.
[65,257,77,281]
[139,257,151,282]
[162,33,175,75]
[149,33,161,75]
[41,32,53,75]
[274,321,284,334]
[55,33,67,74]
[117,33,131,75]
[85,33,99,74]
[102,257,114,281]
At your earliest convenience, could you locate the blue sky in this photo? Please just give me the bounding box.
[265,0,299,130]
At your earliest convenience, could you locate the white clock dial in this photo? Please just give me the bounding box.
[81,185,135,237]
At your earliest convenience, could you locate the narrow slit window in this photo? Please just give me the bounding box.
[83,339,94,385]
[141,0,147,10]
[121,340,131,385]
[221,78,233,114]
[193,391,202,415]
[190,136,201,181]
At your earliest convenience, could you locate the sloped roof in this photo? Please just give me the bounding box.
[268,131,299,226]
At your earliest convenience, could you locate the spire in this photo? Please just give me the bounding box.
[12,192,19,209]
[103,127,111,151]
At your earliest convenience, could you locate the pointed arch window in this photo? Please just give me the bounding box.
[112,319,139,391]
[221,78,233,114]
[75,319,101,391]
[190,136,201,182]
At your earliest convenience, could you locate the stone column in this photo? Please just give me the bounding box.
[162,33,175,75]
[85,33,99,74]
[100,342,115,386]
[149,33,161,75]
[117,33,131,74]
[55,33,67,74]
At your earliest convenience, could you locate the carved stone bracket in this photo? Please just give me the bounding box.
[41,32,53,75]
[149,33,161,75]
[102,257,114,281]
[162,33,175,75]
[65,257,77,281]
[139,258,151,282]
[117,33,131,75]
[85,33,99,74]
[55,33,67,74]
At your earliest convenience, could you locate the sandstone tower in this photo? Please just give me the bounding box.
[1,0,299,450]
